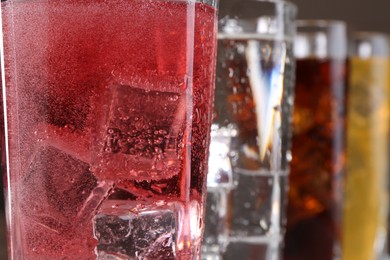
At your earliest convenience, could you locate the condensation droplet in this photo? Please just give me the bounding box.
[259,219,269,230]
[228,67,234,78]
[261,44,272,62]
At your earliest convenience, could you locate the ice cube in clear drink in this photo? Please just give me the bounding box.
[92,84,185,182]
[223,242,269,260]
[203,188,229,255]
[203,124,236,257]
[207,124,236,188]
[94,200,177,259]
[228,169,274,237]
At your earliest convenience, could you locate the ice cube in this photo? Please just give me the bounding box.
[36,123,91,163]
[21,145,97,218]
[92,84,185,182]
[228,169,274,237]
[20,137,111,257]
[207,124,236,188]
[223,242,269,260]
[21,123,91,177]
[203,188,229,255]
[22,218,97,260]
[94,200,177,259]
[289,134,334,224]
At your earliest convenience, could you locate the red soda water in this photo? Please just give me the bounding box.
[1,0,217,258]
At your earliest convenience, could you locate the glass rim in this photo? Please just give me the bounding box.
[353,31,390,40]
[196,0,219,8]
[294,19,348,59]
[297,19,346,28]
[352,31,390,58]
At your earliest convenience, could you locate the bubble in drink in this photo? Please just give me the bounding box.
[92,84,184,182]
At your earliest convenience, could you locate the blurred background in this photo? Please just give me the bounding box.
[287,0,390,33]
[222,0,390,33]
[0,0,390,259]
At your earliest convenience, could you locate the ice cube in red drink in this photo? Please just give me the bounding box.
[92,84,185,182]
[20,125,112,258]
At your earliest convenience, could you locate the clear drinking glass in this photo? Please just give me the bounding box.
[202,1,297,259]
[283,20,348,260]
[343,32,390,260]
[0,0,219,259]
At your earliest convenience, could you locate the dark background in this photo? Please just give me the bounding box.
[221,0,390,33]
[1,0,390,259]
[290,0,390,33]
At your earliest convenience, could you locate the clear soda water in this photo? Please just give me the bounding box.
[1,0,217,259]
[202,34,294,260]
